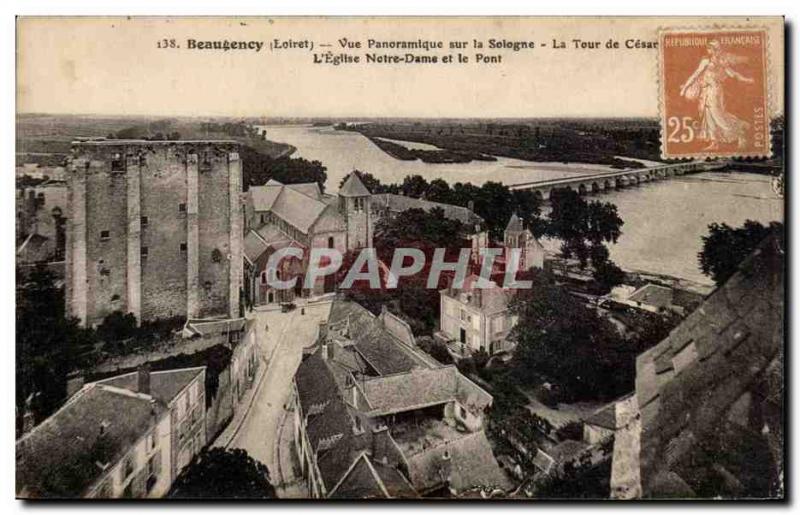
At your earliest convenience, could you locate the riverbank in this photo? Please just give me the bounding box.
[338,121,651,169]
[368,135,496,164]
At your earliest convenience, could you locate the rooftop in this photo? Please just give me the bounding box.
[339,173,371,197]
[629,236,784,498]
[16,384,165,498]
[371,193,484,226]
[94,366,205,407]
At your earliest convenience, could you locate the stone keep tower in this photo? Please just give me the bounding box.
[339,173,373,250]
[65,140,243,327]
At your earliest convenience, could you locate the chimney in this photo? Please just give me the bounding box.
[137,365,151,395]
[372,424,390,465]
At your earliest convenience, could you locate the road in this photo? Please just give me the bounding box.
[227,301,332,478]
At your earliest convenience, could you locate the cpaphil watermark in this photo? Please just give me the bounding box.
[261,246,533,290]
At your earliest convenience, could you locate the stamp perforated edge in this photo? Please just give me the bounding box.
[656,25,774,161]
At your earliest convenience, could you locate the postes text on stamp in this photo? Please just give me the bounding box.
[659,28,770,159]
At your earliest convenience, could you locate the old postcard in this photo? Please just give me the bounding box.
[15,16,785,500]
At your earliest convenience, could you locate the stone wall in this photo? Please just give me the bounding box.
[67,141,242,326]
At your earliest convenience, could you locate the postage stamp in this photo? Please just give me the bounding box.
[658,28,770,159]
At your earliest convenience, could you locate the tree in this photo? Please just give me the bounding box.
[96,311,138,344]
[341,207,471,336]
[16,265,96,431]
[240,145,327,192]
[169,448,276,499]
[508,269,631,401]
[699,220,784,286]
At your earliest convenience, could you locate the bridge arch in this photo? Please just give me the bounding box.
[533,190,544,202]
[604,179,612,190]
[592,182,601,194]
[578,183,588,196]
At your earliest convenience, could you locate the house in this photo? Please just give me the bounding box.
[438,275,518,358]
[16,180,68,263]
[503,213,545,271]
[606,283,684,315]
[16,366,207,498]
[610,236,784,499]
[290,299,510,498]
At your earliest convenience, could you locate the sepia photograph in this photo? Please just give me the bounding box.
[13,15,785,501]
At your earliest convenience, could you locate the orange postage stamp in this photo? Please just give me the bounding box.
[659,28,770,159]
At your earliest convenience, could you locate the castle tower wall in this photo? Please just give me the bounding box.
[66,140,241,326]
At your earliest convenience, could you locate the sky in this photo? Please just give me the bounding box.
[17,16,785,119]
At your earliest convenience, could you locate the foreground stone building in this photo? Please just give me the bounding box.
[610,236,784,499]
[65,140,243,326]
[290,300,510,498]
[16,366,207,498]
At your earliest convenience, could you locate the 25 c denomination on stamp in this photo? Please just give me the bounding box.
[659,28,770,159]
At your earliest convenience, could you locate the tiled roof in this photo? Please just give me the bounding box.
[404,430,511,493]
[360,365,492,416]
[371,193,483,226]
[330,453,417,499]
[16,385,165,498]
[327,301,429,375]
[628,284,674,309]
[339,173,371,197]
[584,402,618,430]
[632,236,784,498]
[287,182,322,200]
[249,184,283,212]
[95,367,205,406]
[249,181,328,234]
[243,230,270,264]
[16,233,51,263]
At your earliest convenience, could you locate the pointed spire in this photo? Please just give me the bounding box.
[505,212,524,233]
[339,172,371,197]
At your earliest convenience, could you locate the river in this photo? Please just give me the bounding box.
[258,124,783,286]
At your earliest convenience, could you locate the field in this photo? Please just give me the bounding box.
[16,114,292,166]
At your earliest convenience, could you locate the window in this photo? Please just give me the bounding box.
[141,246,149,259]
[141,216,148,227]
[229,330,240,343]
[180,242,187,253]
[124,454,135,478]
[146,432,155,451]
[179,203,186,213]
[260,271,268,285]
[146,455,159,493]
[260,214,266,224]
[111,153,125,172]
[100,230,110,241]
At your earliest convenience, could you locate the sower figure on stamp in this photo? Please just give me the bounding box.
[679,39,754,151]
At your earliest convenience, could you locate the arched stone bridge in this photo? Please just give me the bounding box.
[509,160,729,201]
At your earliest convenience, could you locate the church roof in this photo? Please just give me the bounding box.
[339,173,371,197]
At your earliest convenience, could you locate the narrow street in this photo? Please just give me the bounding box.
[226,301,332,485]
